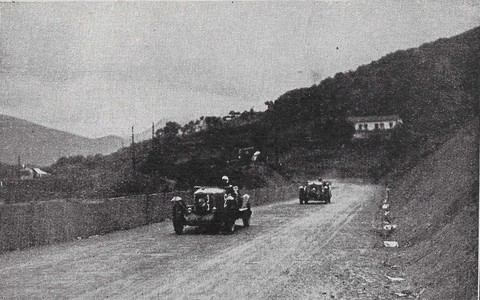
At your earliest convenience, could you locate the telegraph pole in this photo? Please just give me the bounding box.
[151,122,156,193]
[132,126,135,145]
[17,155,21,180]
[131,126,136,175]
[152,122,155,150]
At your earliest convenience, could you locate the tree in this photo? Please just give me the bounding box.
[264,101,274,111]
[182,120,197,136]
[156,121,181,139]
[204,116,223,131]
[312,118,355,147]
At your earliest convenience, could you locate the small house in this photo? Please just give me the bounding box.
[19,167,50,180]
[347,115,403,139]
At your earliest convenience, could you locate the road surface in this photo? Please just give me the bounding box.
[0,181,394,299]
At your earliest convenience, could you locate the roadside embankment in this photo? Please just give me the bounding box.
[0,185,297,253]
[380,119,478,299]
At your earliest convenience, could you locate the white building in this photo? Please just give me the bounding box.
[19,167,50,180]
[347,115,403,139]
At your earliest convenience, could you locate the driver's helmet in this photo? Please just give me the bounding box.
[222,176,229,184]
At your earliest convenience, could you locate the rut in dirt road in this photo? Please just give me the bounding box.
[0,182,385,300]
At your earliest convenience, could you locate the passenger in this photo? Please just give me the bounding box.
[222,175,240,205]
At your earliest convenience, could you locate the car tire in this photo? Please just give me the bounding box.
[174,223,184,235]
[209,224,221,234]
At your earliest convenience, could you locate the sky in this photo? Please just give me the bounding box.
[0,1,478,138]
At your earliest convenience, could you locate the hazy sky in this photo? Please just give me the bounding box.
[0,1,478,138]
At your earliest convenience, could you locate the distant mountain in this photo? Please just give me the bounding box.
[0,114,123,166]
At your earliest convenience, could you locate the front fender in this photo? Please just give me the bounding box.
[171,196,187,211]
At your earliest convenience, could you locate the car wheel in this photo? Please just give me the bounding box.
[209,224,221,234]
[174,223,184,235]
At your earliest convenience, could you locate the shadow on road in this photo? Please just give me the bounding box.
[300,201,330,205]
[171,224,251,236]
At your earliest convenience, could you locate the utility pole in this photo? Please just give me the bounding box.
[131,126,136,175]
[131,126,135,145]
[151,122,156,193]
[152,122,155,150]
[272,107,279,166]
[17,155,21,180]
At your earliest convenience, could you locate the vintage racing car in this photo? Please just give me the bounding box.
[171,186,252,234]
[299,180,332,204]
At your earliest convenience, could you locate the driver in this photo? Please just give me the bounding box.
[222,175,230,186]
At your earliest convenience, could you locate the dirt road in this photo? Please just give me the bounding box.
[0,182,395,299]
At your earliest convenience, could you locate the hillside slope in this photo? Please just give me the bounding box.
[0,114,123,166]
[267,26,479,181]
[386,118,478,299]
[272,26,479,130]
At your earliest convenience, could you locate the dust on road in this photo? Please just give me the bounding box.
[0,182,393,299]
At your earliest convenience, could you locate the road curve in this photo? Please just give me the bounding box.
[0,182,385,299]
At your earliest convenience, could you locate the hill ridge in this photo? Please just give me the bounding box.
[0,114,123,166]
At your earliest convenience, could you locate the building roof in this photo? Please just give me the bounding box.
[32,168,49,175]
[347,115,402,123]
